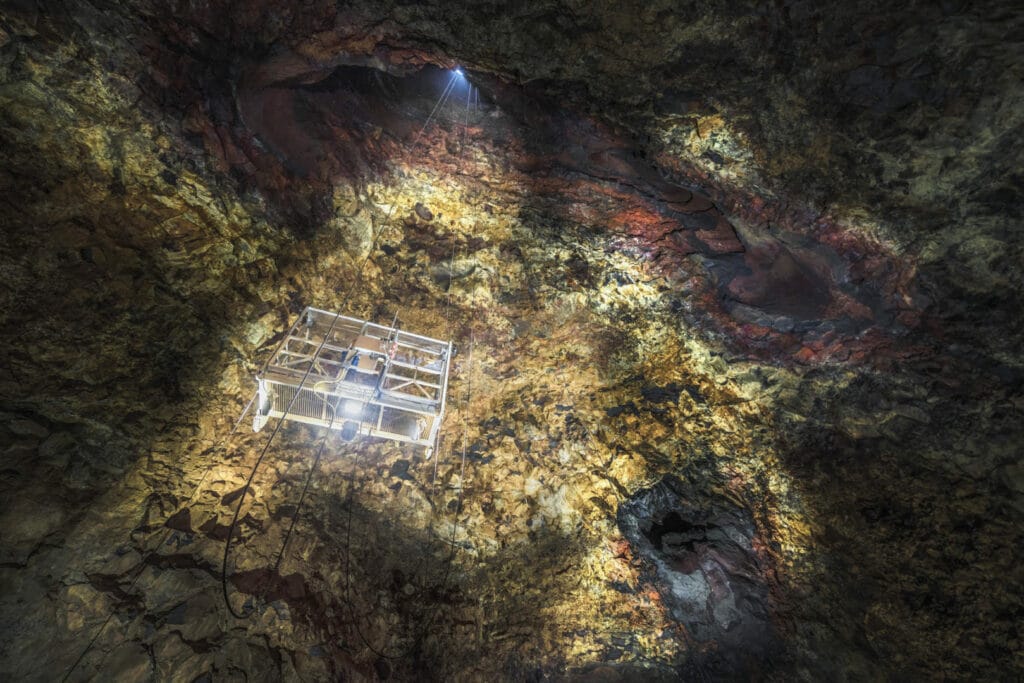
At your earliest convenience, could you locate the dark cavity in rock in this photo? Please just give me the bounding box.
[617,473,776,678]
[414,202,434,221]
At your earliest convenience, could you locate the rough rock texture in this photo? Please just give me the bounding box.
[618,472,776,678]
[0,1,1022,681]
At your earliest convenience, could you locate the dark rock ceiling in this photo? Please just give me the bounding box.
[0,0,1021,680]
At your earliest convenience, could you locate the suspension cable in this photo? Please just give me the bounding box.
[337,329,474,661]
[65,68,468,680]
[272,306,400,577]
[412,71,460,152]
[430,78,473,494]
[439,332,474,591]
[409,75,478,646]
[220,309,354,618]
[220,69,463,618]
[272,393,342,574]
[334,75,477,662]
[61,392,256,681]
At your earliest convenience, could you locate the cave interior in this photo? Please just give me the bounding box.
[0,1,1022,681]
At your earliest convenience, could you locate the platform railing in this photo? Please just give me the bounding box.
[253,307,452,453]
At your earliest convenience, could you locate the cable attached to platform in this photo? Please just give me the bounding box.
[220,309,354,618]
[66,67,469,678]
[337,329,475,661]
[61,392,257,682]
[270,307,400,579]
[220,68,464,619]
[272,393,345,575]
[333,79,478,662]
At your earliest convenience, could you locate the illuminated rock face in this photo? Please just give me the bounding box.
[0,1,1022,681]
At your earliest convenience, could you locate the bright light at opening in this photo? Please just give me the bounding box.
[454,67,464,77]
[341,400,362,418]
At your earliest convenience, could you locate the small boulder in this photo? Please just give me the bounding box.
[413,202,433,221]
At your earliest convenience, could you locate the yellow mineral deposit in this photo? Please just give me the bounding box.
[0,2,1019,681]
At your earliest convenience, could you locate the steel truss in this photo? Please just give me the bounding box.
[253,307,453,455]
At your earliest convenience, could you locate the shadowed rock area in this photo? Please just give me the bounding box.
[618,472,776,678]
[0,0,1022,681]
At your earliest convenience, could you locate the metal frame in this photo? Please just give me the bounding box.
[252,307,453,454]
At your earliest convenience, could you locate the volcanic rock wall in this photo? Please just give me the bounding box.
[0,1,1021,681]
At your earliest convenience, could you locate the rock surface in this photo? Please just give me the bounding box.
[0,1,1021,681]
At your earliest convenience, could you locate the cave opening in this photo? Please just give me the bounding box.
[644,510,704,553]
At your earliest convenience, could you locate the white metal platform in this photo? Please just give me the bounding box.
[253,307,453,454]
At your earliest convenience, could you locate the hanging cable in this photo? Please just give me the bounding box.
[413,70,479,642]
[272,393,343,574]
[439,332,473,590]
[335,308,475,663]
[356,331,477,659]
[408,68,477,622]
[220,308,355,618]
[333,71,478,662]
[61,392,257,682]
[443,230,458,341]
[221,69,464,619]
[433,77,473,484]
[240,63,479,663]
[409,71,459,154]
[66,67,469,680]
[272,306,399,577]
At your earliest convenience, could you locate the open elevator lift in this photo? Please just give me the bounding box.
[253,307,453,456]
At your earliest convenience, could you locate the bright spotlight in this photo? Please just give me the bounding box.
[454,67,464,77]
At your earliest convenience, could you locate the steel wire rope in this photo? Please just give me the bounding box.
[333,78,477,663]
[348,80,475,651]
[68,68,463,677]
[434,332,474,599]
[433,196,463,489]
[61,392,258,682]
[398,79,478,652]
[334,328,471,662]
[342,332,476,662]
[443,232,458,336]
[220,69,462,618]
[271,394,341,575]
[335,429,450,660]
[223,68,469,663]
[410,70,460,158]
[431,77,474,493]
[385,80,477,645]
[429,83,476,601]
[272,309,403,577]
[254,69,457,595]
[220,309,358,618]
